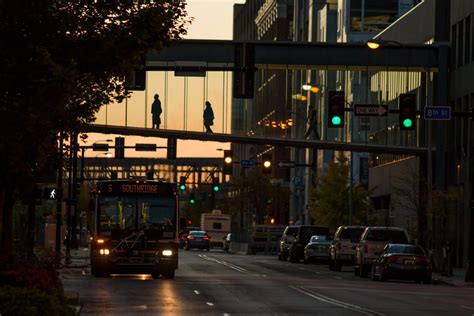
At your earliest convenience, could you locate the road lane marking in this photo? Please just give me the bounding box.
[206,302,214,306]
[334,276,342,280]
[461,305,474,310]
[199,254,265,277]
[194,290,200,295]
[290,286,385,316]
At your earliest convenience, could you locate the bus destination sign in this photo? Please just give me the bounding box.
[98,181,175,196]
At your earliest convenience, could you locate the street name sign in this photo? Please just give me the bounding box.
[276,161,296,168]
[354,104,388,117]
[424,106,451,120]
[240,159,255,167]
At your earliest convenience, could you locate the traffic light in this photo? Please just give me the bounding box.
[262,153,272,174]
[146,170,154,180]
[328,91,345,128]
[223,150,233,175]
[212,178,220,192]
[189,192,196,204]
[179,176,187,191]
[399,93,416,130]
[233,43,255,99]
[115,137,125,159]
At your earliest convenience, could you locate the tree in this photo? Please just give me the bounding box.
[0,0,191,256]
[309,154,370,233]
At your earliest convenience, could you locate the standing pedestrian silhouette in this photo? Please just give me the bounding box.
[151,94,162,129]
[304,104,319,140]
[203,101,214,133]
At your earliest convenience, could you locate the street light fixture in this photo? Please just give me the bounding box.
[366,38,403,50]
[302,83,321,94]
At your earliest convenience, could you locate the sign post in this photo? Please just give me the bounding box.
[240,159,255,168]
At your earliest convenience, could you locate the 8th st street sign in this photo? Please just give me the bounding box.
[354,104,388,117]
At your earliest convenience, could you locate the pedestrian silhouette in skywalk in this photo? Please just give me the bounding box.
[151,94,162,129]
[304,104,320,140]
[203,101,214,133]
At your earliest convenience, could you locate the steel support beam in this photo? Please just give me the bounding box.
[147,40,439,72]
[85,124,429,156]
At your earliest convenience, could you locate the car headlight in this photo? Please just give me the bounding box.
[162,250,173,256]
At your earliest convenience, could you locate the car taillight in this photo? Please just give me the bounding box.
[203,236,210,241]
[180,235,185,240]
[417,257,431,265]
[388,255,400,263]
[187,236,195,240]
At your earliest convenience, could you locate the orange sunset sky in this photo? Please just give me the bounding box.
[83,0,246,157]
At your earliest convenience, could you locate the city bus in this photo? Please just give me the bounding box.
[90,179,179,279]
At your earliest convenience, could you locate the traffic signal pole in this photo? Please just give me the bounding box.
[55,135,63,267]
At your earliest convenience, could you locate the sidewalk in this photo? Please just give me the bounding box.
[432,267,474,287]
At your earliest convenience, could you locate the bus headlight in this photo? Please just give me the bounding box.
[99,249,110,255]
[162,250,173,257]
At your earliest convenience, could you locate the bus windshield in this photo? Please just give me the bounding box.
[99,195,176,232]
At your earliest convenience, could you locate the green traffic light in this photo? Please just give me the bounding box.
[403,118,413,128]
[213,186,220,192]
[331,116,342,126]
[190,199,195,204]
[179,184,186,191]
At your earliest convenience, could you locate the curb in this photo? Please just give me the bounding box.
[65,291,82,315]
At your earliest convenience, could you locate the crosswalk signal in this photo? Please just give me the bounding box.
[328,91,345,128]
[212,178,220,192]
[189,192,196,204]
[262,154,272,174]
[179,176,187,191]
[115,137,125,159]
[223,150,233,175]
[399,93,416,130]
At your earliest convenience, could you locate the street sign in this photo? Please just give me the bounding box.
[354,104,388,117]
[424,106,451,120]
[240,159,255,167]
[276,161,296,168]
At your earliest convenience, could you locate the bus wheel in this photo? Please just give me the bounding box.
[162,270,175,279]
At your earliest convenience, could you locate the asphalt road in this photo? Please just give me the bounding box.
[62,249,474,315]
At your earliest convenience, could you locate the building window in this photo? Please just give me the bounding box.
[458,20,464,68]
[452,24,457,69]
[466,16,471,64]
[350,0,362,32]
[364,0,398,33]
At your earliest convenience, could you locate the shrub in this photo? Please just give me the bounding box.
[0,286,74,316]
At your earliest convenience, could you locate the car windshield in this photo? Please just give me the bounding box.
[339,228,365,240]
[310,235,331,242]
[389,245,425,255]
[366,229,408,243]
[300,227,330,242]
[189,231,207,236]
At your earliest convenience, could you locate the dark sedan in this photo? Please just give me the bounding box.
[185,231,211,251]
[371,243,432,284]
[179,226,201,248]
[304,235,332,264]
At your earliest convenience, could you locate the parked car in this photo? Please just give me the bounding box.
[355,226,410,277]
[304,235,333,264]
[179,226,201,248]
[371,243,432,284]
[278,225,298,261]
[329,225,366,271]
[286,225,331,263]
[223,233,231,252]
[185,230,211,251]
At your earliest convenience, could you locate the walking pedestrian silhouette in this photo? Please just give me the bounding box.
[151,94,162,129]
[203,101,214,133]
